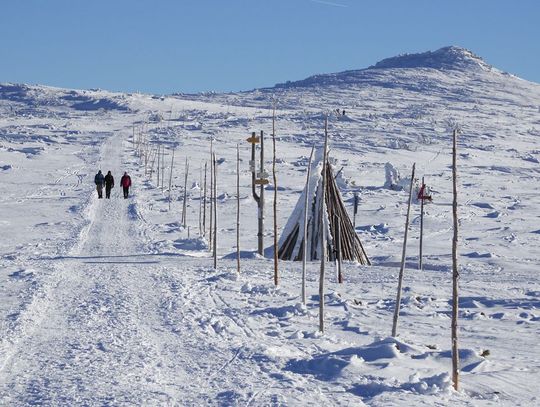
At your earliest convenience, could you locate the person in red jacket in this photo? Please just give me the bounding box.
[120,172,132,199]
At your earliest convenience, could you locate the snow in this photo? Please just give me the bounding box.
[371,46,493,72]
[1,46,540,405]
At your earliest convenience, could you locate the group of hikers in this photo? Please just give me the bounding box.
[94,170,132,199]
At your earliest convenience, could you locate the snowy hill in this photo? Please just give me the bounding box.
[1,46,540,405]
[370,46,493,71]
[0,83,131,112]
[270,46,496,89]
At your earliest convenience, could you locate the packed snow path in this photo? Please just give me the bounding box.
[0,135,344,405]
[0,135,183,404]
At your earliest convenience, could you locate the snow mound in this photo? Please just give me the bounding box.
[222,250,265,260]
[285,338,407,378]
[349,372,452,398]
[173,237,208,251]
[371,46,492,71]
[252,302,307,319]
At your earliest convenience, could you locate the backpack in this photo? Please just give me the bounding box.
[95,173,104,186]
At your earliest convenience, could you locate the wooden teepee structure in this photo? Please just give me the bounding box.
[277,149,370,264]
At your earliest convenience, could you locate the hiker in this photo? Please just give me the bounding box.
[120,171,132,199]
[94,170,105,199]
[104,170,114,199]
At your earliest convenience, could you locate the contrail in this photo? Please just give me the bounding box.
[308,0,348,8]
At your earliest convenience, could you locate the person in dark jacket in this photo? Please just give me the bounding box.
[104,170,114,199]
[120,172,132,199]
[94,170,105,199]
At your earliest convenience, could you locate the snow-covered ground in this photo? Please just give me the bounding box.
[1,47,539,405]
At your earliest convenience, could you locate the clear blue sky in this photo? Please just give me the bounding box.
[1,0,539,94]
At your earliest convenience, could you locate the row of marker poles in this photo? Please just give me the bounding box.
[389,129,460,391]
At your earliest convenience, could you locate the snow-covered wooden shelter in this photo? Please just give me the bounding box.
[277,150,370,264]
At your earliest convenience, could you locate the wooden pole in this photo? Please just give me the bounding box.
[272,107,279,286]
[144,144,149,175]
[353,191,359,229]
[142,125,145,158]
[451,129,460,391]
[168,149,175,211]
[258,130,265,256]
[203,161,207,238]
[336,214,343,283]
[391,162,416,337]
[247,130,269,256]
[209,141,213,251]
[149,148,157,179]
[249,132,261,255]
[157,144,160,187]
[319,117,329,333]
[199,164,203,236]
[137,125,140,157]
[419,176,425,271]
[236,144,241,273]
[135,125,139,156]
[302,146,315,305]
[161,147,165,191]
[182,158,189,228]
[140,124,145,158]
[213,152,218,269]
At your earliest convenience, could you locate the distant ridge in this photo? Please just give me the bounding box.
[274,46,494,89]
[370,46,491,71]
[0,83,130,112]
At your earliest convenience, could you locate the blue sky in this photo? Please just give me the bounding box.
[1,0,539,94]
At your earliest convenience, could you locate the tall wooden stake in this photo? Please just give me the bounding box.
[168,149,175,211]
[144,145,149,175]
[391,162,416,337]
[161,147,165,191]
[272,106,279,286]
[451,129,460,391]
[203,161,207,238]
[353,191,359,229]
[209,142,213,251]
[259,130,265,256]
[319,117,329,333]
[336,214,343,283]
[249,131,265,256]
[302,146,315,305]
[199,164,203,236]
[236,144,241,273]
[157,144,161,187]
[182,158,189,228]
[213,152,218,269]
[150,148,157,179]
[419,176,425,271]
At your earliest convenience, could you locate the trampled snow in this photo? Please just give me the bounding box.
[0,46,539,405]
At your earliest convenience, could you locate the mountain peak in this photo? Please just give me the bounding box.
[370,46,491,71]
[273,46,496,90]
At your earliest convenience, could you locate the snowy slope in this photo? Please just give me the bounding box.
[1,46,540,406]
